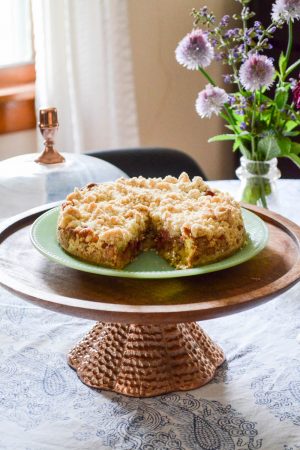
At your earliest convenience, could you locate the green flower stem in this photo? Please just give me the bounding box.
[248,92,267,207]
[222,108,237,132]
[285,58,300,78]
[251,136,255,160]
[242,7,248,56]
[280,118,288,133]
[220,110,238,133]
[241,176,269,208]
[241,162,268,209]
[282,20,298,80]
[198,67,216,86]
[214,29,244,93]
[255,160,268,208]
[268,104,275,127]
[286,19,293,66]
[250,93,257,159]
[220,112,235,127]
[256,20,277,48]
[258,89,262,122]
[232,65,244,94]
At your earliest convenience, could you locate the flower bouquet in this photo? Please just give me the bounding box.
[175,0,300,208]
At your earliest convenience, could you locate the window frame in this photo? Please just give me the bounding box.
[0,62,36,134]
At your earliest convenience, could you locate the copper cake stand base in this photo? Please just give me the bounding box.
[68,322,224,397]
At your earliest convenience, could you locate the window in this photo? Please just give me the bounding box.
[0,0,35,135]
[0,0,33,68]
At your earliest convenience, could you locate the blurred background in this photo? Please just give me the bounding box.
[0,0,299,180]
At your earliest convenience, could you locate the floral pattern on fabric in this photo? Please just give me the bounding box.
[251,360,300,426]
[0,180,300,449]
[75,394,263,450]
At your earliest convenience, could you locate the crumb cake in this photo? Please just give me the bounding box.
[57,173,246,269]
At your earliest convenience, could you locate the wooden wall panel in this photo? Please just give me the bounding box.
[0,64,36,134]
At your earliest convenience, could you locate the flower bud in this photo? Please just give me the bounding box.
[293,78,300,109]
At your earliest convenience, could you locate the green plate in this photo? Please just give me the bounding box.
[31,207,268,279]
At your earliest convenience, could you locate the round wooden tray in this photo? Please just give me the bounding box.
[0,202,299,397]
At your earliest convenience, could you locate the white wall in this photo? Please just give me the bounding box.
[128,0,235,179]
[0,129,37,161]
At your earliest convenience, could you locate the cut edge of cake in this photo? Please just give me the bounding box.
[57,173,247,270]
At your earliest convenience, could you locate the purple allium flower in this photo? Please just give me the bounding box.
[223,74,234,84]
[200,6,208,16]
[293,78,300,109]
[175,29,214,70]
[240,97,248,107]
[195,84,229,118]
[272,0,300,22]
[240,122,248,130]
[225,28,240,38]
[215,53,225,61]
[228,95,236,105]
[239,54,275,91]
[220,15,230,27]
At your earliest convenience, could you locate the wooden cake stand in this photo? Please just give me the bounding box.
[0,203,299,397]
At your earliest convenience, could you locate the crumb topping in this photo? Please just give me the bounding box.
[57,173,244,249]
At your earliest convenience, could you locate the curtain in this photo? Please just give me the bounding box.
[31,0,139,154]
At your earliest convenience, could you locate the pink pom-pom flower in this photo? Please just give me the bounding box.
[272,0,300,22]
[175,29,214,70]
[239,54,275,92]
[195,84,229,118]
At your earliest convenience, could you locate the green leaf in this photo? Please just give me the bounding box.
[275,89,289,110]
[277,137,292,155]
[291,141,300,155]
[231,111,244,123]
[285,120,299,132]
[208,134,237,143]
[239,133,252,141]
[286,153,300,168]
[260,93,273,103]
[284,131,300,137]
[279,51,287,75]
[238,141,251,159]
[257,136,281,160]
[233,139,240,152]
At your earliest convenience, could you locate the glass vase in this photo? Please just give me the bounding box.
[236,157,281,209]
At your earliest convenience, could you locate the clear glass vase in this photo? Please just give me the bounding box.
[236,157,281,209]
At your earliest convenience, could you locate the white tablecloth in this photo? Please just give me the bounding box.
[0,180,299,450]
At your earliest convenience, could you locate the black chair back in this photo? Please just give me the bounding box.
[86,147,206,180]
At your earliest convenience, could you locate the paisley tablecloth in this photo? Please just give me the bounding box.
[0,180,299,450]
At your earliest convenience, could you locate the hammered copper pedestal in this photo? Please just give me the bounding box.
[68,322,224,397]
[0,203,299,397]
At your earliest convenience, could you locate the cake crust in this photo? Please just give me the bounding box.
[57,173,246,269]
